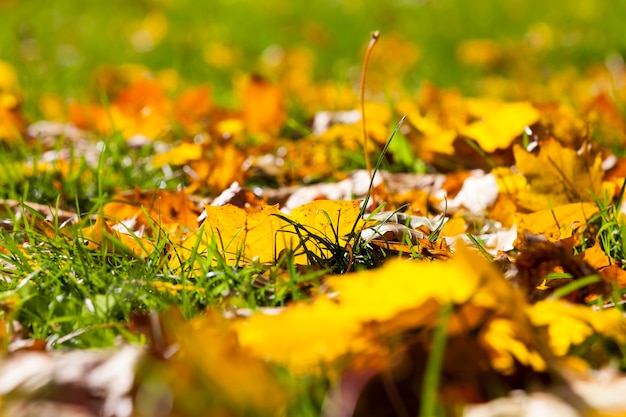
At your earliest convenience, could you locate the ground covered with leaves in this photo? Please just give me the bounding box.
[2,1,626,416]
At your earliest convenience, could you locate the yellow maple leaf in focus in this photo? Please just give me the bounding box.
[203,204,287,265]
[460,99,539,153]
[172,200,363,269]
[513,139,605,211]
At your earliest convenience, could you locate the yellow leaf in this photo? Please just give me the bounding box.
[581,240,626,289]
[528,300,626,357]
[480,317,547,373]
[155,311,287,414]
[234,297,362,372]
[397,98,457,155]
[103,188,201,234]
[513,139,604,211]
[235,244,538,374]
[460,99,539,152]
[515,202,598,242]
[491,166,527,195]
[173,200,363,268]
[456,39,503,67]
[290,200,363,243]
[186,143,246,194]
[204,204,286,264]
[153,142,204,168]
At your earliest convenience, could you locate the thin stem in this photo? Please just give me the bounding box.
[360,30,380,203]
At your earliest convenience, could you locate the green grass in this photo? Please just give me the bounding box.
[3,0,626,118]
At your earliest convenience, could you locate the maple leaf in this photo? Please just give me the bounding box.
[456,39,503,67]
[69,77,172,139]
[582,240,626,289]
[513,139,606,211]
[152,142,204,168]
[186,143,247,194]
[397,97,458,157]
[172,200,362,269]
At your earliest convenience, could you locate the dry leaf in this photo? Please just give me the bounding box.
[515,202,598,242]
[513,139,605,211]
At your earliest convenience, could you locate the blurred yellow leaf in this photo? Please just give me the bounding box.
[185,143,246,194]
[528,300,626,357]
[153,142,204,168]
[141,311,286,417]
[235,245,541,374]
[456,39,503,67]
[173,85,213,135]
[103,188,201,234]
[460,99,539,152]
[480,317,547,373]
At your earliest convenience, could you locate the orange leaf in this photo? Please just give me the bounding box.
[239,74,285,135]
[84,217,155,258]
[582,240,626,288]
[103,188,201,233]
[173,85,213,135]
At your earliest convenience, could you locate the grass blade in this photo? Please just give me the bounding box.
[420,302,452,417]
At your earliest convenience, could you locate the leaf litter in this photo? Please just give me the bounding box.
[2,19,626,417]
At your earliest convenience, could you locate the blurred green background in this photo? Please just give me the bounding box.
[1,0,626,117]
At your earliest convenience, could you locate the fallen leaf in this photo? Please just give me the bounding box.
[513,139,605,211]
[515,202,598,242]
[460,99,539,153]
[238,73,285,136]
